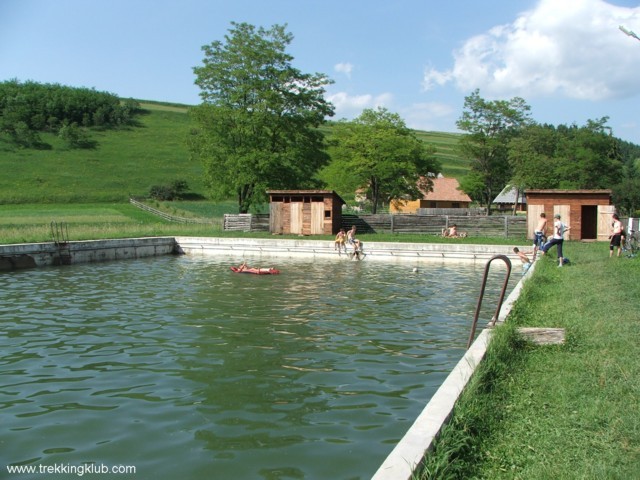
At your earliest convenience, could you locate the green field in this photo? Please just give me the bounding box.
[0,101,468,205]
[415,130,467,178]
[0,103,204,203]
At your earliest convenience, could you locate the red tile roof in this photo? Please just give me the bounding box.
[421,177,471,202]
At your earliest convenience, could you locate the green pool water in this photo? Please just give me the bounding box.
[1,255,515,479]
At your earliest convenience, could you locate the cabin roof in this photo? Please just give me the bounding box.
[421,177,472,202]
[493,185,527,204]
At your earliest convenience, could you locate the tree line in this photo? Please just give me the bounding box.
[0,80,140,148]
[189,22,639,215]
[456,90,640,215]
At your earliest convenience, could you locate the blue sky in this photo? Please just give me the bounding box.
[1,0,640,143]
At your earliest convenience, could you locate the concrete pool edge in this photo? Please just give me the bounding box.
[0,237,178,270]
[1,236,529,270]
[173,236,527,264]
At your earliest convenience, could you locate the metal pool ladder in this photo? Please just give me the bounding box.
[51,221,72,265]
[466,254,512,349]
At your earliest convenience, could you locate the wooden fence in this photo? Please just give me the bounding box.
[341,214,526,237]
[223,212,527,238]
[129,198,215,225]
[223,213,270,232]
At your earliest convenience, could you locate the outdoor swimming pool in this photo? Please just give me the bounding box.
[1,254,516,479]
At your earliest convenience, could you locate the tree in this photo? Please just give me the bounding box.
[458,172,489,208]
[58,121,95,149]
[508,124,560,189]
[189,22,334,213]
[322,107,440,213]
[612,177,640,215]
[508,118,623,191]
[0,80,140,149]
[456,89,532,211]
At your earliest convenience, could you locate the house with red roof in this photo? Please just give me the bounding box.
[390,176,472,214]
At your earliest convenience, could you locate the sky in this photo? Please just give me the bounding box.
[1,0,640,144]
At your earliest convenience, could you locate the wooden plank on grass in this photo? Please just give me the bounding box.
[517,327,565,345]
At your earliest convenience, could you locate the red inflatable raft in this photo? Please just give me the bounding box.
[230,266,280,275]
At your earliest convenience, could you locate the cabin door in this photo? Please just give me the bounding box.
[581,205,597,240]
[553,205,571,239]
[310,202,325,234]
[527,204,545,240]
[290,202,304,235]
[597,205,616,241]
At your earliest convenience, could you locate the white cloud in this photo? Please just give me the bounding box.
[334,62,354,79]
[424,0,640,101]
[325,93,456,132]
[422,66,453,91]
[326,91,394,119]
[400,102,457,132]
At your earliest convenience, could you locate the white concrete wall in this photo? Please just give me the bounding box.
[0,237,177,270]
[175,236,526,264]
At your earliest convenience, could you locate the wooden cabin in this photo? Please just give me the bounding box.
[525,189,613,241]
[267,190,345,235]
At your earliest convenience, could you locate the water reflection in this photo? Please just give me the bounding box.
[0,255,516,479]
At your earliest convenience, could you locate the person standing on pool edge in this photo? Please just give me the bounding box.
[541,213,570,267]
[609,213,623,258]
[532,212,547,258]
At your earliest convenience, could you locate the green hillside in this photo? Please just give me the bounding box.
[415,130,467,178]
[0,101,468,204]
[0,102,203,204]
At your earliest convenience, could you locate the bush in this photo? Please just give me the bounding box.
[58,122,95,149]
[149,180,190,201]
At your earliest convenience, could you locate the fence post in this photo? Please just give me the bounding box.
[390,214,394,234]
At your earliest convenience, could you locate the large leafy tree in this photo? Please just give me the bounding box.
[508,118,624,190]
[508,123,562,189]
[612,139,640,215]
[456,89,532,211]
[322,107,440,213]
[189,22,334,213]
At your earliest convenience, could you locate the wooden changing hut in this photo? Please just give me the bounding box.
[268,190,345,235]
[525,189,613,241]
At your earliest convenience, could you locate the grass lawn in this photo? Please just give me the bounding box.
[0,103,203,204]
[0,203,212,244]
[419,242,640,479]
